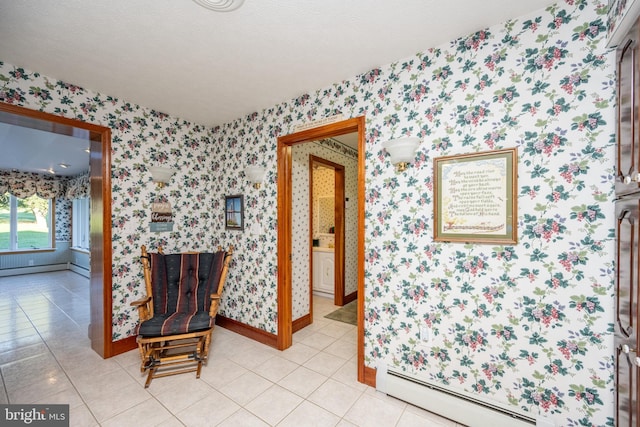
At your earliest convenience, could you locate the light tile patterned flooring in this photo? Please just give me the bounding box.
[0,271,463,426]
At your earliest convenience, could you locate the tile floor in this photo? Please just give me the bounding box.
[0,271,464,426]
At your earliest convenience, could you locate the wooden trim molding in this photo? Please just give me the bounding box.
[292,314,312,333]
[216,315,278,349]
[355,117,366,385]
[0,102,113,359]
[92,123,113,358]
[363,365,377,388]
[111,336,137,356]
[278,116,367,385]
[276,139,293,350]
[343,290,357,305]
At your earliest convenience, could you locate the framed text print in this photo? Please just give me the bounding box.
[434,148,517,244]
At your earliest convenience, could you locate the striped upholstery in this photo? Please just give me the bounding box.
[138,251,226,337]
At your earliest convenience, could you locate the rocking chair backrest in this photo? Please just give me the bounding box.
[149,251,227,315]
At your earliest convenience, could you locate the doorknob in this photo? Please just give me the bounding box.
[622,344,635,354]
[623,169,640,184]
[620,345,640,366]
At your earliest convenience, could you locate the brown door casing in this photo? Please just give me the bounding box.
[0,102,113,358]
[277,116,367,383]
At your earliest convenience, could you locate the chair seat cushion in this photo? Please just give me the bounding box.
[138,311,214,337]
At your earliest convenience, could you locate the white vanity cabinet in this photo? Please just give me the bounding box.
[313,247,335,296]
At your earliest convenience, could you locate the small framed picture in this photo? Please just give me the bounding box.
[225,195,244,230]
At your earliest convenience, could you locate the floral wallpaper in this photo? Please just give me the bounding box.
[607,0,635,42]
[65,171,90,199]
[214,125,278,333]
[0,0,617,423]
[362,2,613,425]
[313,167,335,236]
[55,198,71,242]
[0,64,222,339]
[213,0,615,424]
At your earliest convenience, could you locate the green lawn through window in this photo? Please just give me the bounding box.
[0,209,50,250]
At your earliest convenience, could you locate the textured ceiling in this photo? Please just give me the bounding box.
[0,123,89,176]
[0,0,557,128]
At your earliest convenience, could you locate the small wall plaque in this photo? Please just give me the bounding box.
[150,222,174,233]
[293,114,344,133]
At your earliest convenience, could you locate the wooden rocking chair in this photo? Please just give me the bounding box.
[130,245,232,387]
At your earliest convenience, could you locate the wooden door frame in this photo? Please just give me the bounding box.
[309,155,346,306]
[0,102,113,358]
[277,116,366,383]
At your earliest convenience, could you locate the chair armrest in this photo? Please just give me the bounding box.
[131,296,152,323]
[209,293,222,317]
[130,296,152,307]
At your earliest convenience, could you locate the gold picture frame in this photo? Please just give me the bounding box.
[433,148,517,244]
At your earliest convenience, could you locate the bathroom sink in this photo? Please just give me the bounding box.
[313,247,334,252]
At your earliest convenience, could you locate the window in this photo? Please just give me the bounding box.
[0,193,54,251]
[72,197,90,250]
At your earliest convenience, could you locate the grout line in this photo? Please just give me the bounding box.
[7,273,100,423]
[0,361,8,404]
[0,275,452,426]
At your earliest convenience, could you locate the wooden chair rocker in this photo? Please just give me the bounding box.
[131,245,232,387]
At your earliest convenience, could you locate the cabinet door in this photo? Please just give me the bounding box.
[617,198,640,427]
[617,21,640,195]
[322,255,335,287]
[616,199,640,341]
[313,251,335,294]
[617,345,640,427]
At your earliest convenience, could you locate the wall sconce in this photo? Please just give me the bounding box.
[192,0,245,12]
[149,166,175,188]
[245,165,266,189]
[382,137,421,172]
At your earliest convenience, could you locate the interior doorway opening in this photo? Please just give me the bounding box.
[309,155,348,307]
[277,116,367,383]
[0,102,113,358]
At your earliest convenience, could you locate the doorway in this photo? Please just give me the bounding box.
[277,116,368,383]
[309,155,347,306]
[0,102,113,358]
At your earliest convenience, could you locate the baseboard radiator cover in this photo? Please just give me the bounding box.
[69,263,90,278]
[0,264,68,277]
[379,368,535,427]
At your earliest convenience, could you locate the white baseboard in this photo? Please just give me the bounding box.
[69,263,90,278]
[381,368,536,427]
[0,264,69,277]
[313,290,334,298]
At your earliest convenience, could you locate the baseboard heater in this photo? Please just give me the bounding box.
[378,368,536,427]
[0,263,68,277]
[69,263,90,278]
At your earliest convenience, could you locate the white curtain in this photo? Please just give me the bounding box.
[65,172,90,199]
